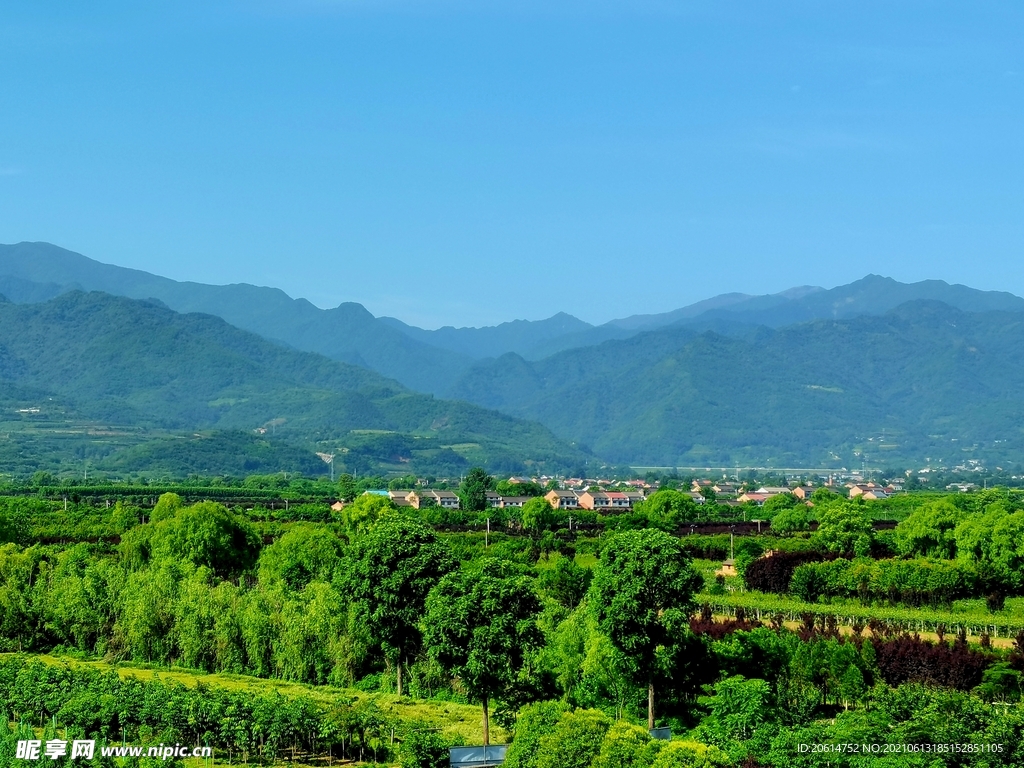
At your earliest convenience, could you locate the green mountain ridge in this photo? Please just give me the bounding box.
[0,242,472,395]
[0,291,590,477]
[448,300,1024,468]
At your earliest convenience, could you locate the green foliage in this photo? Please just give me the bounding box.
[0,655,395,765]
[770,505,809,536]
[459,468,494,512]
[649,741,732,768]
[346,515,457,694]
[399,728,461,768]
[521,497,557,535]
[340,493,396,537]
[422,560,544,742]
[698,675,775,743]
[789,557,980,606]
[257,525,345,589]
[495,480,543,497]
[810,502,873,556]
[589,528,703,726]
[503,700,569,768]
[0,500,29,545]
[148,501,262,578]
[591,720,661,768]
[533,709,611,768]
[894,499,963,558]
[539,557,593,608]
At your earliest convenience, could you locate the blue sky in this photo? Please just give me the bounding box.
[1,1,1022,327]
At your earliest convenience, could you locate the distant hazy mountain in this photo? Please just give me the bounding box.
[380,311,593,359]
[521,277,1024,358]
[0,291,589,476]
[449,301,1024,468]
[0,242,471,395]
[686,275,1024,329]
[9,241,1024,472]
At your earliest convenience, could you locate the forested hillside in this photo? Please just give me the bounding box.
[449,301,1024,468]
[0,242,471,394]
[0,291,589,476]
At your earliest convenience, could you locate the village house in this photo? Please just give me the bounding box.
[846,482,879,497]
[386,490,415,507]
[737,491,771,505]
[578,490,612,510]
[407,490,461,509]
[861,489,890,500]
[545,489,580,509]
[499,496,531,508]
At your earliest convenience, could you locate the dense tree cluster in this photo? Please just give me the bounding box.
[5,481,1024,767]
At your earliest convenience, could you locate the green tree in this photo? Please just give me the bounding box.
[650,741,732,768]
[762,493,798,516]
[150,501,261,578]
[496,480,543,498]
[422,560,543,745]
[588,529,704,730]
[521,497,556,537]
[0,505,29,546]
[894,500,962,558]
[150,492,183,522]
[503,701,569,768]
[347,516,456,696]
[641,490,701,526]
[539,557,592,608]
[698,675,774,743]
[340,493,395,537]
[458,468,494,513]
[770,506,809,536]
[811,503,872,556]
[990,510,1024,590]
[336,474,358,502]
[257,525,345,589]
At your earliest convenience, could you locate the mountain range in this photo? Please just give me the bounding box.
[0,290,589,477]
[3,241,1024,473]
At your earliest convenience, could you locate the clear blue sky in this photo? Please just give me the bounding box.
[2,1,1022,327]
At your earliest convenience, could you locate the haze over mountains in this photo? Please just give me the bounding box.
[3,240,1024,473]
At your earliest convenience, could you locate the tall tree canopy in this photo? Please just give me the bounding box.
[346,516,456,696]
[588,528,703,730]
[458,467,494,512]
[422,560,543,744]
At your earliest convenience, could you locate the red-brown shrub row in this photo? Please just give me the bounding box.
[690,604,763,639]
[742,550,834,594]
[873,634,991,691]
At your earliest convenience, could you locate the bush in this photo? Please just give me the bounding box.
[504,701,570,768]
[400,729,460,768]
[874,635,991,691]
[743,550,829,594]
[591,721,661,768]
[534,709,612,768]
[788,557,980,607]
